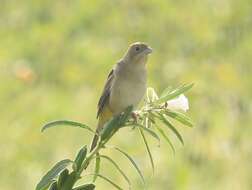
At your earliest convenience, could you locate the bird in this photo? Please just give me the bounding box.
[90,42,152,151]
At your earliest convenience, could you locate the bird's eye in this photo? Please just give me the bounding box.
[135,46,140,51]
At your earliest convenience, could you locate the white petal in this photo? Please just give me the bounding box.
[166,94,189,112]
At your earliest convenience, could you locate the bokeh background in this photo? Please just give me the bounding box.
[1,0,252,189]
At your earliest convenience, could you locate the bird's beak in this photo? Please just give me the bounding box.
[144,46,153,54]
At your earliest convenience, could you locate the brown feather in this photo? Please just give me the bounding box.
[91,69,114,151]
[97,69,114,118]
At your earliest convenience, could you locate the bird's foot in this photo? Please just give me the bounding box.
[131,111,139,123]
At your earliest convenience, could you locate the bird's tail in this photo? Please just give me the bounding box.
[90,135,98,152]
[90,120,103,152]
[90,106,113,152]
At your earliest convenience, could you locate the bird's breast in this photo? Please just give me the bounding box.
[109,69,146,115]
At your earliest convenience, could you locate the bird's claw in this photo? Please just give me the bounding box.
[131,111,139,123]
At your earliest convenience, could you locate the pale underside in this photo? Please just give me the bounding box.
[97,60,147,118]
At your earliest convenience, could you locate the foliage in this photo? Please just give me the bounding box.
[36,85,193,190]
[1,0,252,189]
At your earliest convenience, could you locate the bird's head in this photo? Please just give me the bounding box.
[123,42,152,64]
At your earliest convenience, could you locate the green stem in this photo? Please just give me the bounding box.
[60,145,102,189]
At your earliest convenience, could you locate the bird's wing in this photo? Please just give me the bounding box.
[97,69,114,118]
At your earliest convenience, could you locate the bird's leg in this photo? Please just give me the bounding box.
[131,111,139,124]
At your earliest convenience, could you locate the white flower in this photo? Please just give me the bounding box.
[166,94,189,112]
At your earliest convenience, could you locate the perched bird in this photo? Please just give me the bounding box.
[90,42,152,151]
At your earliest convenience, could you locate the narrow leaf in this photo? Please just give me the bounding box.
[49,181,57,190]
[138,128,155,174]
[100,117,121,142]
[101,106,133,143]
[112,146,145,186]
[129,124,160,143]
[165,110,194,127]
[145,117,152,128]
[41,120,95,133]
[158,114,184,145]
[86,174,124,190]
[99,155,131,189]
[120,105,134,124]
[57,169,69,188]
[155,83,194,104]
[160,86,172,98]
[146,87,158,103]
[155,125,175,154]
[147,87,159,102]
[93,153,100,182]
[74,146,87,172]
[73,184,95,190]
[61,171,77,190]
[36,159,72,190]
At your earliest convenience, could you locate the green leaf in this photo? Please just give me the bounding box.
[57,169,69,189]
[73,146,87,172]
[100,117,121,142]
[36,159,72,190]
[112,146,145,186]
[160,86,172,98]
[148,113,156,124]
[61,171,77,190]
[88,174,123,190]
[155,125,175,154]
[41,120,95,133]
[120,105,134,124]
[73,184,95,190]
[157,114,184,145]
[165,110,194,127]
[130,124,160,143]
[49,181,57,190]
[138,127,155,174]
[146,87,159,103]
[93,153,100,182]
[100,106,133,143]
[99,155,131,189]
[145,117,152,128]
[155,83,194,104]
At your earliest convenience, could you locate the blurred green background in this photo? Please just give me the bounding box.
[1,0,252,189]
